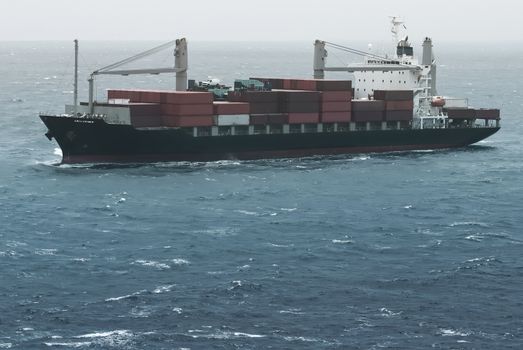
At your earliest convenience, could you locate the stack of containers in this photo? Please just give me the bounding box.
[373,90,414,121]
[320,91,352,123]
[128,103,162,127]
[213,102,250,126]
[158,92,214,127]
[351,100,386,122]
[108,90,214,127]
[279,90,320,124]
[228,91,289,125]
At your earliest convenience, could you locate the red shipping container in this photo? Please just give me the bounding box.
[129,103,161,117]
[321,101,351,112]
[213,102,250,115]
[295,79,317,91]
[139,91,163,103]
[161,104,214,116]
[445,108,476,119]
[352,100,386,112]
[161,115,214,127]
[385,100,414,111]
[320,91,352,102]
[288,113,320,124]
[475,108,500,119]
[321,111,351,123]
[161,91,214,104]
[250,115,269,125]
[130,115,162,127]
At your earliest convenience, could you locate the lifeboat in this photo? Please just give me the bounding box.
[431,96,446,107]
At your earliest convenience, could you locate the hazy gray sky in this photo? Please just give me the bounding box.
[0,0,521,43]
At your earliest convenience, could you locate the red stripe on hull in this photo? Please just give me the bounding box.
[61,143,458,164]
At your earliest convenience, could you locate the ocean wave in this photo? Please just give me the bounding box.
[186,330,266,339]
[105,289,146,302]
[439,328,471,337]
[152,284,175,294]
[44,341,91,348]
[132,259,170,270]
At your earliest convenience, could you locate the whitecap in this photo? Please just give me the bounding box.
[172,307,183,314]
[403,205,413,209]
[267,243,293,248]
[44,341,91,348]
[332,239,354,244]
[283,336,320,342]
[279,308,305,315]
[105,290,146,302]
[235,210,258,216]
[0,344,12,349]
[132,259,170,270]
[228,280,242,290]
[280,207,297,212]
[188,330,265,339]
[439,328,470,337]
[379,307,402,317]
[152,284,175,294]
[171,258,190,266]
[72,257,90,262]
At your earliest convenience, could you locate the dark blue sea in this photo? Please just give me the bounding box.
[0,41,522,349]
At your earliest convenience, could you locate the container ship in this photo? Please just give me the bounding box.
[40,18,500,164]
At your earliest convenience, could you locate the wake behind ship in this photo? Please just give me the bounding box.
[40,18,500,164]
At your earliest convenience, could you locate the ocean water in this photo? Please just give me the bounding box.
[0,41,522,349]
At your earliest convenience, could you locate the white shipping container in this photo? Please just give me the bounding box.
[215,114,250,126]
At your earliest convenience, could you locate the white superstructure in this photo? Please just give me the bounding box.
[314,17,449,127]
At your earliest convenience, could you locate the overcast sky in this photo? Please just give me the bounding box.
[0,0,521,43]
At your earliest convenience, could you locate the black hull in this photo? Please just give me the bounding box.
[40,115,500,164]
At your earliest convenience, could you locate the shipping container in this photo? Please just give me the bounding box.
[213,101,250,115]
[321,111,351,123]
[161,104,214,116]
[249,77,285,90]
[320,91,353,102]
[352,110,384,122]
[130,115,162,128]
[352,100,386,112]
[278,90,321,103]
[374,90,413,101]
[267,113,289,124]
[288,113,320,124]
[284,101,320,113]
[384,110,413,121]
[445,108,476,119]
[321,101,352,112]
[249,114,269,125]
[475,109,500,119]
[249,102,280,114]
[214,114,250,126]
[161,115,214,127]
[129,103,162,117]
[385,100,414,111]
[315,80,352,91]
